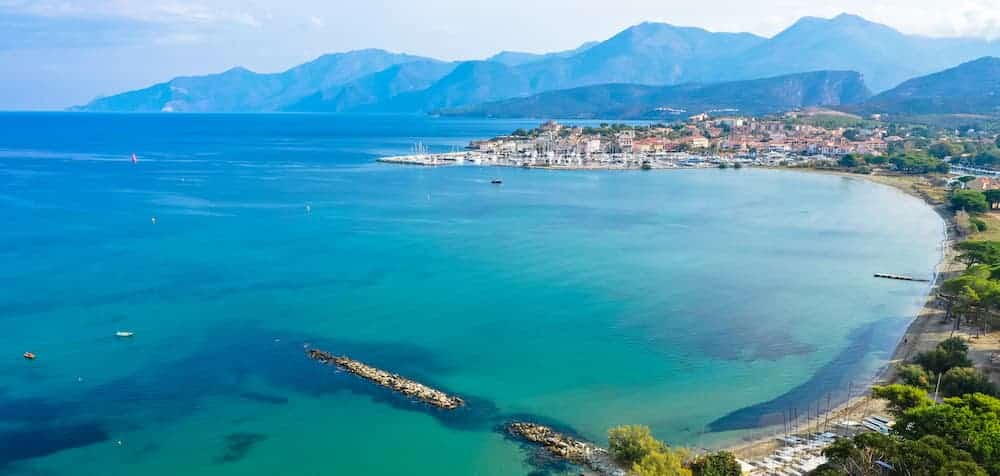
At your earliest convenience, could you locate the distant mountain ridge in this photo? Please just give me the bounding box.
[77,49,433,112]
[441,71,871,119]
[487,42,599,66]
[859,57,1000,116]
[74,14,1000,114]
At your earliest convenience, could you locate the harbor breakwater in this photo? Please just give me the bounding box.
[307,349,624,473]
[306,349,466,409]
[506,422,625,476]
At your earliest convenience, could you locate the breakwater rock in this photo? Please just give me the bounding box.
[506,422,626,476]
[307,349,465,410]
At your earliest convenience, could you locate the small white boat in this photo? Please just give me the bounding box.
[115,331,135,338]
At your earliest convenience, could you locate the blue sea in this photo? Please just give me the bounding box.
[0,113,943,475]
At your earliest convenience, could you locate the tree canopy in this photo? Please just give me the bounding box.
[951,190,990,213]
[872,384,934,415]
[890,152,949,174]
[688,451,741,476]
[607,425,691,476]
[941,367,997,398]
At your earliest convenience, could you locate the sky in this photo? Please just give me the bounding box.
[2,0,1000,110]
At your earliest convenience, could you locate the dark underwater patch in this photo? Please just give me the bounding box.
[0,396,75,424]
[216,432,268,464]
[0,271,386,319]
[238,391,288,405]
[0,423,108,467]
[0,326,477,467]
[707,318,899,432]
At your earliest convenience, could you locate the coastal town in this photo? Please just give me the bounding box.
[379,112,1000,174]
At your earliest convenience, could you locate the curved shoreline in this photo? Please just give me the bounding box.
[728,169,961,458]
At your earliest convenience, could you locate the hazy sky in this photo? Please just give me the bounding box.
[2,0,1000,110]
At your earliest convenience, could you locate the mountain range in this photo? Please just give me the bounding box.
[75,14,1000,116]
[858,57,1000,116]
[441,71,871,119]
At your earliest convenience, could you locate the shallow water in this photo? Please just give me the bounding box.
[0,113,943,475]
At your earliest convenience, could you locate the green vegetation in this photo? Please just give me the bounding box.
[955,241,1000,266]
[930,142,964,159]
[952,143,1000,170]
[871,384,934,413]
[632,450,692,476]
[969,214,1000,242]
[788,113,872,130]
[820,432,986,476]
[940,247,1000,335]
[607,425,691,476]
[604,426,743,476]
[986,190,1000,210]
[941,367,996,398]
[912,337,974,375]
[816,150,947,177]
[951,190,990,213]
[889,152,949,174]
[688,451,741,476]
[893,393,1000,474]
[898,363,933,388]
[817,239,1000,475]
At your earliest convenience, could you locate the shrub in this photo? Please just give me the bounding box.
[608,425,664,467]
[898,364,933,389]
[915,339,974,375]
[939,337,970,355]
[940,367,996,398]
[632,449,692,476]
[872,384,934,415]
[689,451,741,476]
[608,425,692,476]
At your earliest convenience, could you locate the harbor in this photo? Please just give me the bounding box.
[376,149,739,170]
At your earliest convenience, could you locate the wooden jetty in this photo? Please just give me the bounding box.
[506,422,625,476]
[306,349,465,410]
[874,273,931,283]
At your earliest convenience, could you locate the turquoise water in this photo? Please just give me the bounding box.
[0,113,943,475]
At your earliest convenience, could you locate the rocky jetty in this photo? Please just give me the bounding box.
[506,422,626,476]
[307,349,465,410]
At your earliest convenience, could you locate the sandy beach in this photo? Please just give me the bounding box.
[730,170,972,459]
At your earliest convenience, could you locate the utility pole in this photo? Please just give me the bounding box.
[934,371,944,402]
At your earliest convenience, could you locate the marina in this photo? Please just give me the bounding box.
[377,150,732,170]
